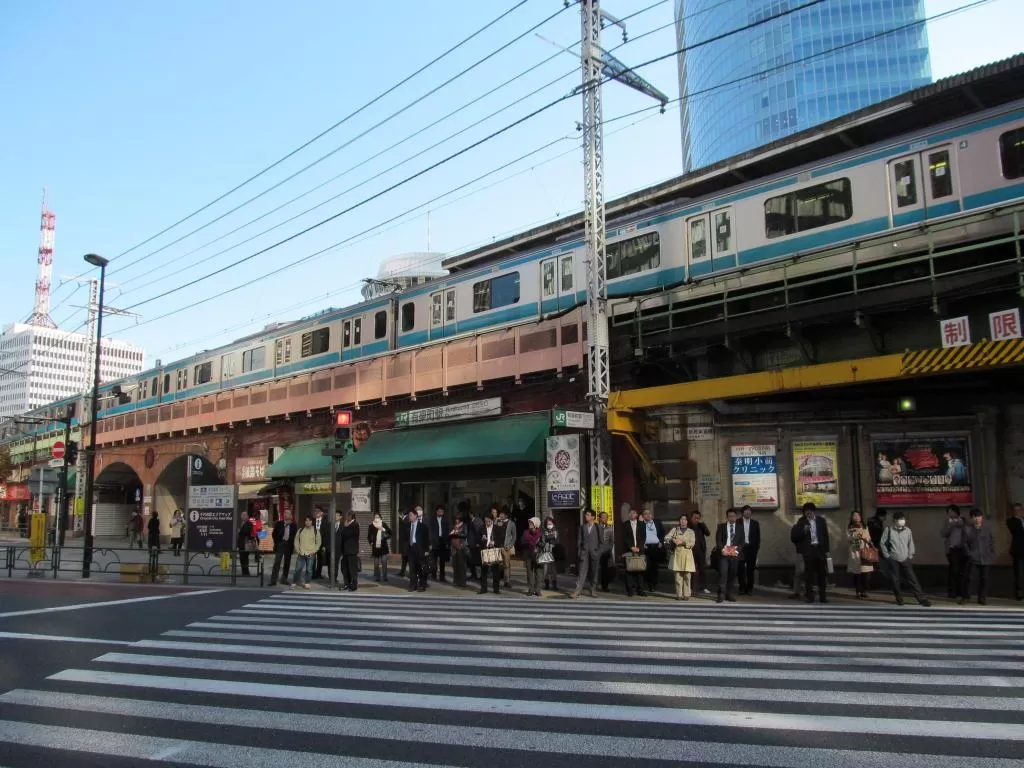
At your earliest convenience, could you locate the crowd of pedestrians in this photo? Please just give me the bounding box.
[243,498,1024,604]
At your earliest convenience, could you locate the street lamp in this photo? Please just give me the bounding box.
[81,252,109,578]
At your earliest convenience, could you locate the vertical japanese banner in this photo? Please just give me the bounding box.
[873,436,972,506]
[792,440,839,509]
[730,445,779,509]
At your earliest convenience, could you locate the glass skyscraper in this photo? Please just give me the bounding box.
[676,0,932,172]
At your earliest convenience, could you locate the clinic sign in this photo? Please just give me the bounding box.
[187,484,236,552]
[546,435,581,508]
[730,444,779,509]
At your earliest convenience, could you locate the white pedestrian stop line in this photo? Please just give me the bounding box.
[0,592,1021,767]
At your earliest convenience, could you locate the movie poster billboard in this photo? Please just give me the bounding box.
[873,437,972,506]
[792,440,839,509]
[730,444,778,509]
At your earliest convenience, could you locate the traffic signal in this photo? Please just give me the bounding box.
[335,411,353,440]
[65,441,79,465]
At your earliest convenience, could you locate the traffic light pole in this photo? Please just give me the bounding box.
[57,413,72,547]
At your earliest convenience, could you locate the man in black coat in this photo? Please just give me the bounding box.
[621,507,646,597]
[791,502,831,603]
[639,508,665,593]
[270,511,297,586]
[406,508,430,592]
[237,512,255,577]
[1008,502,1024,601]
[330,511,344,585]
[689,511,711,595]
[714,507,745,603]
[737,504,761,595]
[430,506,452,582]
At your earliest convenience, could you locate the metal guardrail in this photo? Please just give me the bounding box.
[2,544,266,585]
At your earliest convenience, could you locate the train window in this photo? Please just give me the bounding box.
[689,218,707,261]
[893,159,918,207]
[275,338,292,365]
[714,210,733,253]
[541,260,556,299]
[343,321,351,348]
[928,150,953,198]
[445,289,456,322]
[353,318,362,345]
[301,328,330,358]
[242,347,265,372]
[472,272,520,313]
[431,293,443,326]
[607,231,661,280]
[560,256,573,292]
[374,310,387,339]
[999,128,1024,179]
[765,178,852,238]
[151,377,158,397]
[163,374,170,394]
[401,302,415,332]
[194,362,213,385]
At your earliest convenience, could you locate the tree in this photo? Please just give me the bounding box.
[0,445,12,483]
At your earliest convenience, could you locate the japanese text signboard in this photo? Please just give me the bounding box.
[546,435,581,508]
[940,316,971,348]
[730,444,778,509]
[187,485,237,552]
[989,308,1021,341]
[873,437,971,506]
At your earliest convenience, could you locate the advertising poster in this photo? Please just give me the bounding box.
[792,440,840,509]
[873,437,972,506]
[730,444,778,509]
[546,435,581,508]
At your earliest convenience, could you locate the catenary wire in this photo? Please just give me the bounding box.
[111,0,815,316]
[108,1,577,280]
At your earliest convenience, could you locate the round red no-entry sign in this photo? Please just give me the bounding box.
[52,441,65,460]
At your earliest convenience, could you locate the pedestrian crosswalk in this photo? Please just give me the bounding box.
[1,592,1023,767]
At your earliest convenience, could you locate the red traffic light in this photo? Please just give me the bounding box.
[335,411,353,427]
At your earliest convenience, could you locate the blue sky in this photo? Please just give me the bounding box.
[0,0,1019,369]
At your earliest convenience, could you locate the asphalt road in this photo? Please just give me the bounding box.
[0,580,1022,767]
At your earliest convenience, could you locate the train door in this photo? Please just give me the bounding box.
[888,144,959,225]
[429,288,456,340]
[686,207,734,279]
[342,316,363,360]
[540,254,575,313]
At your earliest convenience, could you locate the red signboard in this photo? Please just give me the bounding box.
[52,441,65,460]
[0,483,31,501]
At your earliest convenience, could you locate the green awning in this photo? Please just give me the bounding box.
[266,438,335,479]
[340,413,550,475]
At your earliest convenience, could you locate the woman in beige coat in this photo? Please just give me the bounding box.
[847,510,874,599]
[664,514,697,600]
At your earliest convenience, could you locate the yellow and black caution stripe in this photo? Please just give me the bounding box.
[902,338,1024,376]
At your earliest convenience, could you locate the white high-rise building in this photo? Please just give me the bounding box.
[0,323,145,418]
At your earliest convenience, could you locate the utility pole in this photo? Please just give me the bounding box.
[578,0,667,514]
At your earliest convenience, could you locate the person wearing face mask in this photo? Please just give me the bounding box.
[540,517,560,591]
[664,514,696,600]
[521,517,543,596]
[881,512,931,606]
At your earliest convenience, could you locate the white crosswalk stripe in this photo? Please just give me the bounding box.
[1,591,1023,767]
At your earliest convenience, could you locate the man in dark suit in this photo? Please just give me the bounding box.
[406,508,430,592]
[621,507,646,597]
[1008,502,1024,601]
[330,511,344,586]
[311,506,327,579]
[738,504,760,595]
[715,507,745,603]
[791,502,830,603]
[269,511,297,586]
[640,508,665,593]
[431,506,452,582]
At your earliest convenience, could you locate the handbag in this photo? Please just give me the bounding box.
[537,552,554,564]
[826,554,834,574]
[859,545,879,564]
[481,548,502,565]
[624,553,647,572]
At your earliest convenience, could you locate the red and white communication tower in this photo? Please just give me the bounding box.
[28,190,57,328]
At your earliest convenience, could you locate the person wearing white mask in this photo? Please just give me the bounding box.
[881,512,931,607]
[367,512,392,582]
[540,516,560,591]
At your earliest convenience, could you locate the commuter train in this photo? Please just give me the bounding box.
[12,96,1024,436]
